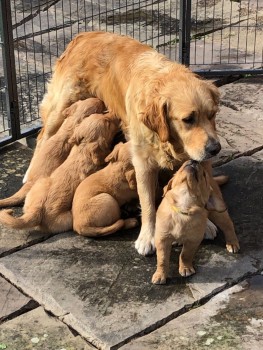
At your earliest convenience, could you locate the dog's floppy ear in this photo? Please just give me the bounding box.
[105,142,124,163]
[141,97,169,142]
[125,169,137,190]
[163,177,174,196]
[62,103,78,118]
[206,191,226,213]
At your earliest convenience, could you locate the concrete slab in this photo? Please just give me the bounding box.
[212,77,263,166]
[0,307,94,350]
[0,149,262,349]
[0,276,35,322]
[120,274,263,350]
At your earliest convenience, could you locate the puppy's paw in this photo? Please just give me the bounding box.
[204,219,218,240]
[152,271,167,284]
[135,233,155,256]
[124,218,139,230]
[179,266,196,277]
[226,241,240,254]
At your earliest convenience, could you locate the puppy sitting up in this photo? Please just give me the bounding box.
[0,98,105,208]
[0,112,119,233]
[152,160,227,284]
[72,141,138,236]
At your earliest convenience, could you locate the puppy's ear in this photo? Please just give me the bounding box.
[105,142,123,163]
[206,191,226,213]
[163,177,174,196]
[141,98,169,142]
[125,169,137,190]
[62,103,78,118]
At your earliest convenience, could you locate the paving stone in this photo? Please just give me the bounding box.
[0,306,94,350]
[0,152,262,348]
[120,275,263,350]
[212,77,263,166]
[0,142,55,257]
[0,275,34,322]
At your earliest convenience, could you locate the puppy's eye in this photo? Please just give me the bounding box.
[183,113,195,125]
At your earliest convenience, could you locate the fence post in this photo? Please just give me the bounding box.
[179,0,192,66]
[0,0,20,143]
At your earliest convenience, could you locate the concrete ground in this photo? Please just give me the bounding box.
[0,76,263,350]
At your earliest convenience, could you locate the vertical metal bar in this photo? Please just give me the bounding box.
[0,0,20,141]
[179,0,191,66]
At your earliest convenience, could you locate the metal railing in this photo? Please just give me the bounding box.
[0,0,262,147]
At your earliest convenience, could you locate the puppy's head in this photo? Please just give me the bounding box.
[105,141,132,164]
[141,73,221,162]
[165,160,225,211]
[71,113,120,145]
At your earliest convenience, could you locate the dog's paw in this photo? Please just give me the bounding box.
[226,241,240,254]
[124,218,139,230]
[179,266,196,277]
[135,235,155,256]
[152,271,167,284]
[204,219,218,240]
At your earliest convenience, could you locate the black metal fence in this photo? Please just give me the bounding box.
[0,0,262,147]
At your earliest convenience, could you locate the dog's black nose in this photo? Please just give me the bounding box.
[205,139,221,157]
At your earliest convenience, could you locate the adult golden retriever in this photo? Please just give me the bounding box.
[25,31,240,255]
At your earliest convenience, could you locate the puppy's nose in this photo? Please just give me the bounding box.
[205,139,221,157]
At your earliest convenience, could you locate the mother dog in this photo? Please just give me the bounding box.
[27,31,239,255]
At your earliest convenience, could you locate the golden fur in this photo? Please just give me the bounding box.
[25,31,239,255]
[1,98,105,207]
[0,112,119,233]
[72,142,138,236]
[152,161,230,284]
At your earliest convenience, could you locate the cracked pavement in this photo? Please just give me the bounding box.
[0,76,262,350]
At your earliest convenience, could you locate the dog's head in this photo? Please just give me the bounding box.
[164,160,225,212]
[140,74,221,162]
[105,141,133,164]
[70,112,120,145]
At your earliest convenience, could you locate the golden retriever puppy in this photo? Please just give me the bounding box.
[72,141,138,236]
[0,98,105,207]
[152,160,229,284]
[0,113,119,233]
[24,31,239,255]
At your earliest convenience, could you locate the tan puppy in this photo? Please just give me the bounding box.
[0,98,105,207]
[25,31,239,255]
[72,142,138,236]
[152,160,228,284]
[0,113,119,233]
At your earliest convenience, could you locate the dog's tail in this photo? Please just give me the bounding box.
[0,208,41,230]
[75,219,125,237]
[0,182,32,208]
[213,175,229,186]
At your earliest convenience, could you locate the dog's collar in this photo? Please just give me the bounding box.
[171,205,190,216]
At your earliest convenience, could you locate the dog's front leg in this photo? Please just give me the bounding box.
[133,155,158,255]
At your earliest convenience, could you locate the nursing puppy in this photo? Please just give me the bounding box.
[24,31,239,255]
[152,160,228,285]
[0,113,119,233]
[0,98,105,208]
[73,142,138,236]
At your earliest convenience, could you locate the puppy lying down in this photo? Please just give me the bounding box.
[0,97,105,208]
[0,112,119,233]
[152,160,227,284]
[73,141,138,236]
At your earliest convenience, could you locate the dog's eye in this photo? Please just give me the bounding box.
[183,113,195,125]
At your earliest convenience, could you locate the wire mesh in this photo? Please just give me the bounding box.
[0,0,262,145]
